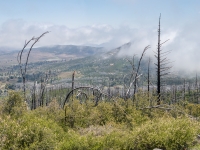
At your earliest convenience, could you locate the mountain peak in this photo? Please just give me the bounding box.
[106,42,132,56]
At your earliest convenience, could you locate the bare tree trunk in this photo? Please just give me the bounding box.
[174,86,177,103]
[183,79,186,101]
[155,14,171,105]
[157,15,161,105]
[72,71,75,101]
[196,74,198,103]
[133,46,150,100]
[33,80,36,109]
[148,57,151,102]
[17,31,49,103]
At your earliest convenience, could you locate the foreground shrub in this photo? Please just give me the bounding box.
[64,100,114,128]
[0,114,65,149]
[31,99,67,131]
[3,91,27,117]
[64,99,150,129]
[1,93,200,149]
[60,116,199,150]
[185,103,200,118]
[59,125,131,150]
[130,116,199,150]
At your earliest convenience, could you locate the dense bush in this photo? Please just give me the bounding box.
[3,91,26,116]
[59,117,200,150]
[0,92,200,149]
[0,115,65,149]
[185,103,200,118]
[131,116,199,150]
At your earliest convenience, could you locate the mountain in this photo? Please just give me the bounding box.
[33,45,106,57]
[105,42,132,57]
[0,47,17,54]
[50,42,148,79]
[32,42,150,86]
[0,43,186,87]
[0,45,107,66]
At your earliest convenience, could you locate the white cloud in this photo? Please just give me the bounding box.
[0,19,200,74]
[165,21,200,73]
[0,20,151,50]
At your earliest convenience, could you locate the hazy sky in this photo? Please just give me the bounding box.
[0,0,200,72]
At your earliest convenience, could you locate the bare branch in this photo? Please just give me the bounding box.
[17,31,49,102]
[159,39,170,46]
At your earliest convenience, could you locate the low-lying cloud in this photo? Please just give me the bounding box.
[0,19,200,73]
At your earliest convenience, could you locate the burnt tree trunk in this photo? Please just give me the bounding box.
[157,15,161,105]
[72,71,75,101]
[155,14,171,105]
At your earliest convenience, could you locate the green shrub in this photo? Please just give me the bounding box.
[59,124,132,150]
[1,93,200,149]
[129,116,199,150]
[31,99,67,131]
[64,100,114,128]
[3,91,27,117]
[0,114,65,149]
[59,130,104,150]
[185,103,200,118]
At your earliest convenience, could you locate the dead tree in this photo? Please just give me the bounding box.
[123,55,135,100]
[133,46,150,97]
[39,72,51,107]
[124,45,150,101]
[32,79,36,110]
[17,31,49,102]
[147,57,151,102]
[183,79,186,101]
[195,73,199,103]
[154,15,171,105]
[63,86,108,108]
[71,71,75,101]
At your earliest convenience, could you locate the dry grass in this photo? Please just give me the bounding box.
[78,123,124,136]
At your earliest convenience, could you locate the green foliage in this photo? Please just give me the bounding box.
[185,103,200,118]
[130,116,199,150]
[30,99,67,131]
[64,99,113,128]
[3,91,26,117]
[1,92,200,149]
[59,130,104,150]
[0,95,66,149]
[0,115,65,150]
[59,123,133,150]
[59,116,200,150]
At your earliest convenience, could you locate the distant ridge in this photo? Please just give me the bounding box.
[104,42,132,58]
[0,43,133,66]
[0,45,107,66]
[32,45,106,57]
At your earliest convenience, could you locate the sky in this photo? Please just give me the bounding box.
[0,0,200,72]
